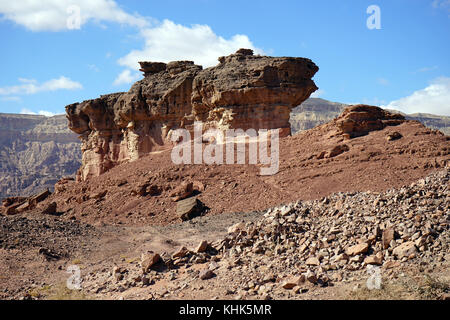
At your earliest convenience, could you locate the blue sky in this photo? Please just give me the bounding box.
[0,0,449,116]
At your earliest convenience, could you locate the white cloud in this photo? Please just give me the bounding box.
[0,76,82,95]
[0,2,262,90]
[113,69,140,86]
[382,77,450,116]
[0,0,149,31]
[20,108,59,117]
[118,19,262,70]
[310,89,325,98]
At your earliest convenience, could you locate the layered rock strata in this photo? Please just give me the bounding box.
[66,49,319,180]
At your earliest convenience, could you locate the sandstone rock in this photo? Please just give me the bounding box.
[41,202,57,215]
[382,228,395,250]
[334,253,349,262]
[196,240,209,253]
[66,50,319,180]
[387,131,403,141]
[170,182,194,202]
[141,252,161,273]
[290,98,450,136]
[91,190,107,199]
[15,201,31,213]
[176,196,205,221]
[305,270,317,284]
[38,247,61,261]
[327,144,349,158]
[392,241,417,259]
[282,275,305,289]
[228,222,246,234]
[364,252,383,265]
[141,276,151,286]
[383,260,401,269]
[335,105,404,139]
[345,243,369,256]
[29,189,51,206]
[305,257,320,266]
[172,246,189,259]
[199,269,215,280]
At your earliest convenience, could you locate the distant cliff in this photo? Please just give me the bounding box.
[0,113,81,199]
[290,98,450,135]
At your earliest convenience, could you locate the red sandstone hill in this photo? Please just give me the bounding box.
[3,105,448,226]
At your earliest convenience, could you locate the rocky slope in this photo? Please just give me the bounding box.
[0,113,81,200]
[0,105,449,301]
[1,163,448,300]
[290,98,450,135]
[66,49,319,181]
[77,169,449,300]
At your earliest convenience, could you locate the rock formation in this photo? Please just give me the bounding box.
[333,105,405,139]
[290,98,450,135]
[66,49,319,180]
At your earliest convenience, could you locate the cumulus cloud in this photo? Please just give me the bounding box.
[118,19,262,70]
[0,76,83,95]
[0,0,149,31]
[382,77,450,116]
[113,69,140,86]
[0,1,262,89]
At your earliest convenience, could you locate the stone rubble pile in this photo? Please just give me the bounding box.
[81,169,449,298]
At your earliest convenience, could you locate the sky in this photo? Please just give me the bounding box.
[0,0,449,117]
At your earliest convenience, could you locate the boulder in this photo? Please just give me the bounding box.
[392,241,417,259]
[176,196,205,221]
[41,202,57,215]
[199,269,215,280]
[345,242,369,256]
[195,240,209,253]
[141,252,161,273]
[170,182,194,202]
[282,275,305,289]
[382,228,395,250]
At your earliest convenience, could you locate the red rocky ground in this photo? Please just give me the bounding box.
[23,107,449,227]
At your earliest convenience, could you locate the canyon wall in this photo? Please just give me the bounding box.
[0,114,81,199]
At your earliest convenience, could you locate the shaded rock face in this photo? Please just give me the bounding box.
[67,49,319,180]
[334,105,405,139]
[0,114,81,200]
